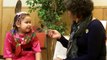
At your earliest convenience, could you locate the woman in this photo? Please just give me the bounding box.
[48,0,106,60]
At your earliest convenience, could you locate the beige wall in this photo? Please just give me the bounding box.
[93,6,107,20]
[0,0,3,55]
[104,8,107,20]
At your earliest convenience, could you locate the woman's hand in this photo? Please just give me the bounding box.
[48,30,61,39]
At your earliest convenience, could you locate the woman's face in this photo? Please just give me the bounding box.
[67,11,77,22]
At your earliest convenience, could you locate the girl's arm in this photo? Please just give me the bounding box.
[6,58,12,60]
[4,32,13,59]
[36,52,41,60]
[32,36,41,60]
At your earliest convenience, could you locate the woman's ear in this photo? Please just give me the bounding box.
[16,21,20,28]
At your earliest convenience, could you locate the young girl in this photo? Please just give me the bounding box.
[3,12,41,60]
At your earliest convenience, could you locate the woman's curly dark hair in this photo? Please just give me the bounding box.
[65,0,94,18]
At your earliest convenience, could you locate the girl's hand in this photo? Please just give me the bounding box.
[36,52,41,60]
[6,58,12,60]
[48,30,61,39]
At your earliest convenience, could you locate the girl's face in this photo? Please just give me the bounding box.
[17,16,32,33]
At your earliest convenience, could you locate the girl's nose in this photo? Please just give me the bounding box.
[28,23,32,26]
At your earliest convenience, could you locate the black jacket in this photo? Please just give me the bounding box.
[58,20,106,60]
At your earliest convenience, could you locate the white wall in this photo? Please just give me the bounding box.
[92,0,107,6]
[3,0,107,7]
[3,0,27,7]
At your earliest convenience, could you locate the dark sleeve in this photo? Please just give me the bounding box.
[66,20,106,60]
[57,35,69,48]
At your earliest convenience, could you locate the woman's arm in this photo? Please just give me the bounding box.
[36,52,41,60]
[86,20,106,60]
[48,30,69,48]
[57,35,69,48]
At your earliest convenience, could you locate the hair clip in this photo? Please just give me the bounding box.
[16,12,28,15]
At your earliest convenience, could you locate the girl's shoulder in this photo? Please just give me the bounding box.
[5,31,15,43]
[6,30,14,37]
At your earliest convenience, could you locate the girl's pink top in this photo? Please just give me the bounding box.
[3,30,41,60]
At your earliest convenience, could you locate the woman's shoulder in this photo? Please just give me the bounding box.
[90,19,101,25]
[87,19,106,35]
[88,19,104,28]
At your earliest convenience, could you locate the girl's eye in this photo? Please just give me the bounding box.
[25,21,31,24]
